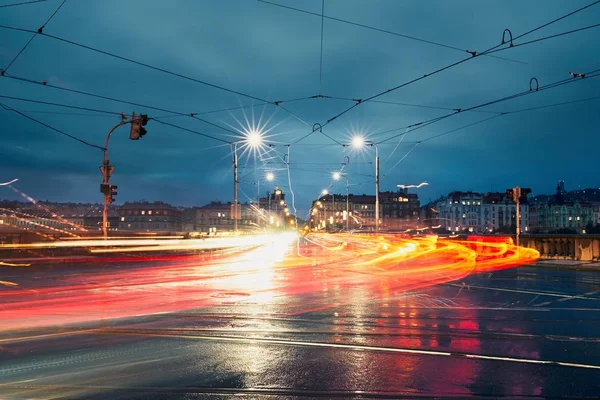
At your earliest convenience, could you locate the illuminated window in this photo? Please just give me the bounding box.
[148,211,152,215]
[120,217,125,222]
[141,211,146,215]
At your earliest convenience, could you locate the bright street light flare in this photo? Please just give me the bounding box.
[246,129,263,148]
[266,172,274,181]
[352,136,365,149]
[332,172,341,180]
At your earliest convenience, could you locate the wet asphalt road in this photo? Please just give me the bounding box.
[1,260,600,399]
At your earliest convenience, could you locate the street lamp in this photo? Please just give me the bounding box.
[266,172,274,181]
[233,131,263,232]
[352,136,379,232]
[333,168,350,231]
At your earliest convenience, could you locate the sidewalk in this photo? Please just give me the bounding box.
[534,259,600,271]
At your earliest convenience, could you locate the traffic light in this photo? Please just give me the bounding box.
[139,114,148,138]
[521,188,532,196]
[129,114,148,140]
[100,183,110,195]
[506,189,513,199]
[129,119,141,140]
[108,185,118,204]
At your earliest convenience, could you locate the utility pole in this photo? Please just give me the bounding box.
[374,144,380,232]
[506,186,531,247]
[233,143,238,233]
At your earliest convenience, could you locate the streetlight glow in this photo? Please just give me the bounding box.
[322,189,328,195]
[246,130,263,148]
[352,136,365,149]
[332,172,341,180]
[266,172,274,181]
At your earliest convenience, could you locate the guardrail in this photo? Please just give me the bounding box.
[520,234,600,261]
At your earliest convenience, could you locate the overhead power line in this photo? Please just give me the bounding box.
[0,0,46,9]
[0,93,124,115]
[2,0,66,73]
[152,119,231,144]
[0,102,105,150]
[319,0,325,93]
[257,0,526,65]
[381,72,600,146]
[485,22,600,55]
[316,0,600,131]
[0,24,271,103]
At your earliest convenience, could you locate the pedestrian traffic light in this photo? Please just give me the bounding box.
[100,183,110,195]
[506,189,513,199]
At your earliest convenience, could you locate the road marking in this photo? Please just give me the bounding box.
[451,283,600,300]
[97,329,600,370]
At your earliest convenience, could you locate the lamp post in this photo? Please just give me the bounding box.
[352,137,379,232]
[333,167,350,231]
[263,172,274,226]
[233,130,263,233]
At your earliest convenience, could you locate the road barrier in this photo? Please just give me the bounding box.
[520,234,600,261]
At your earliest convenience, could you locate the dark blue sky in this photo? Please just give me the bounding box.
[1,0,599,216]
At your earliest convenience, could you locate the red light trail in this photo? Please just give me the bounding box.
[0,233,539,332]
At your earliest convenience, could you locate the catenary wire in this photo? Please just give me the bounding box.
[317,0,600,132]
[0,102,105,150]
[0,0,47,8]
[2,0,66,73]
[0,24,271,103]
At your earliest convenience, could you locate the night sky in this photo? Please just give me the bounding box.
[1,0,599,217]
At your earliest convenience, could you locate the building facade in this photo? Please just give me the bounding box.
[310,190,421,231]
[435,191,529,233]
[118,201,182,232]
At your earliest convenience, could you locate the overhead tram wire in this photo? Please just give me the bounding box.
[379,70,600,147]
[376,69,600,145]
[0,24,271,103]
[484,23,600,55]
[256,0,524,65]
[315,0,600,132]
[1,72,318,137]
[325,95,503,114]
[2,0,66,73]
[152,119,231,144]
[319,0,325,94]
[0,0,47,8]
[0,94,124,116]
[0,95,238,145]
[0,102,104,150]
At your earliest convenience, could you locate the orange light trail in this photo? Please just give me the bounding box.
[0,233,539,331]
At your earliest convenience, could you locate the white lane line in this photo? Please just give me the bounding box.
[452,283,600,300]
[101,330,600,370]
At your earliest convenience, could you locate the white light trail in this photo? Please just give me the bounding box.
[0,178,18,186]
[398,181,429,189]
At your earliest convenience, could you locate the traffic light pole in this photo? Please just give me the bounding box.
[101,116,130,239]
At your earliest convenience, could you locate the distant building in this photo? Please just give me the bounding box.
[530,184,594,233]
[118,201,182,231]
[186,201,256,233]
[310,189,421,231]
[435,191,529,233]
